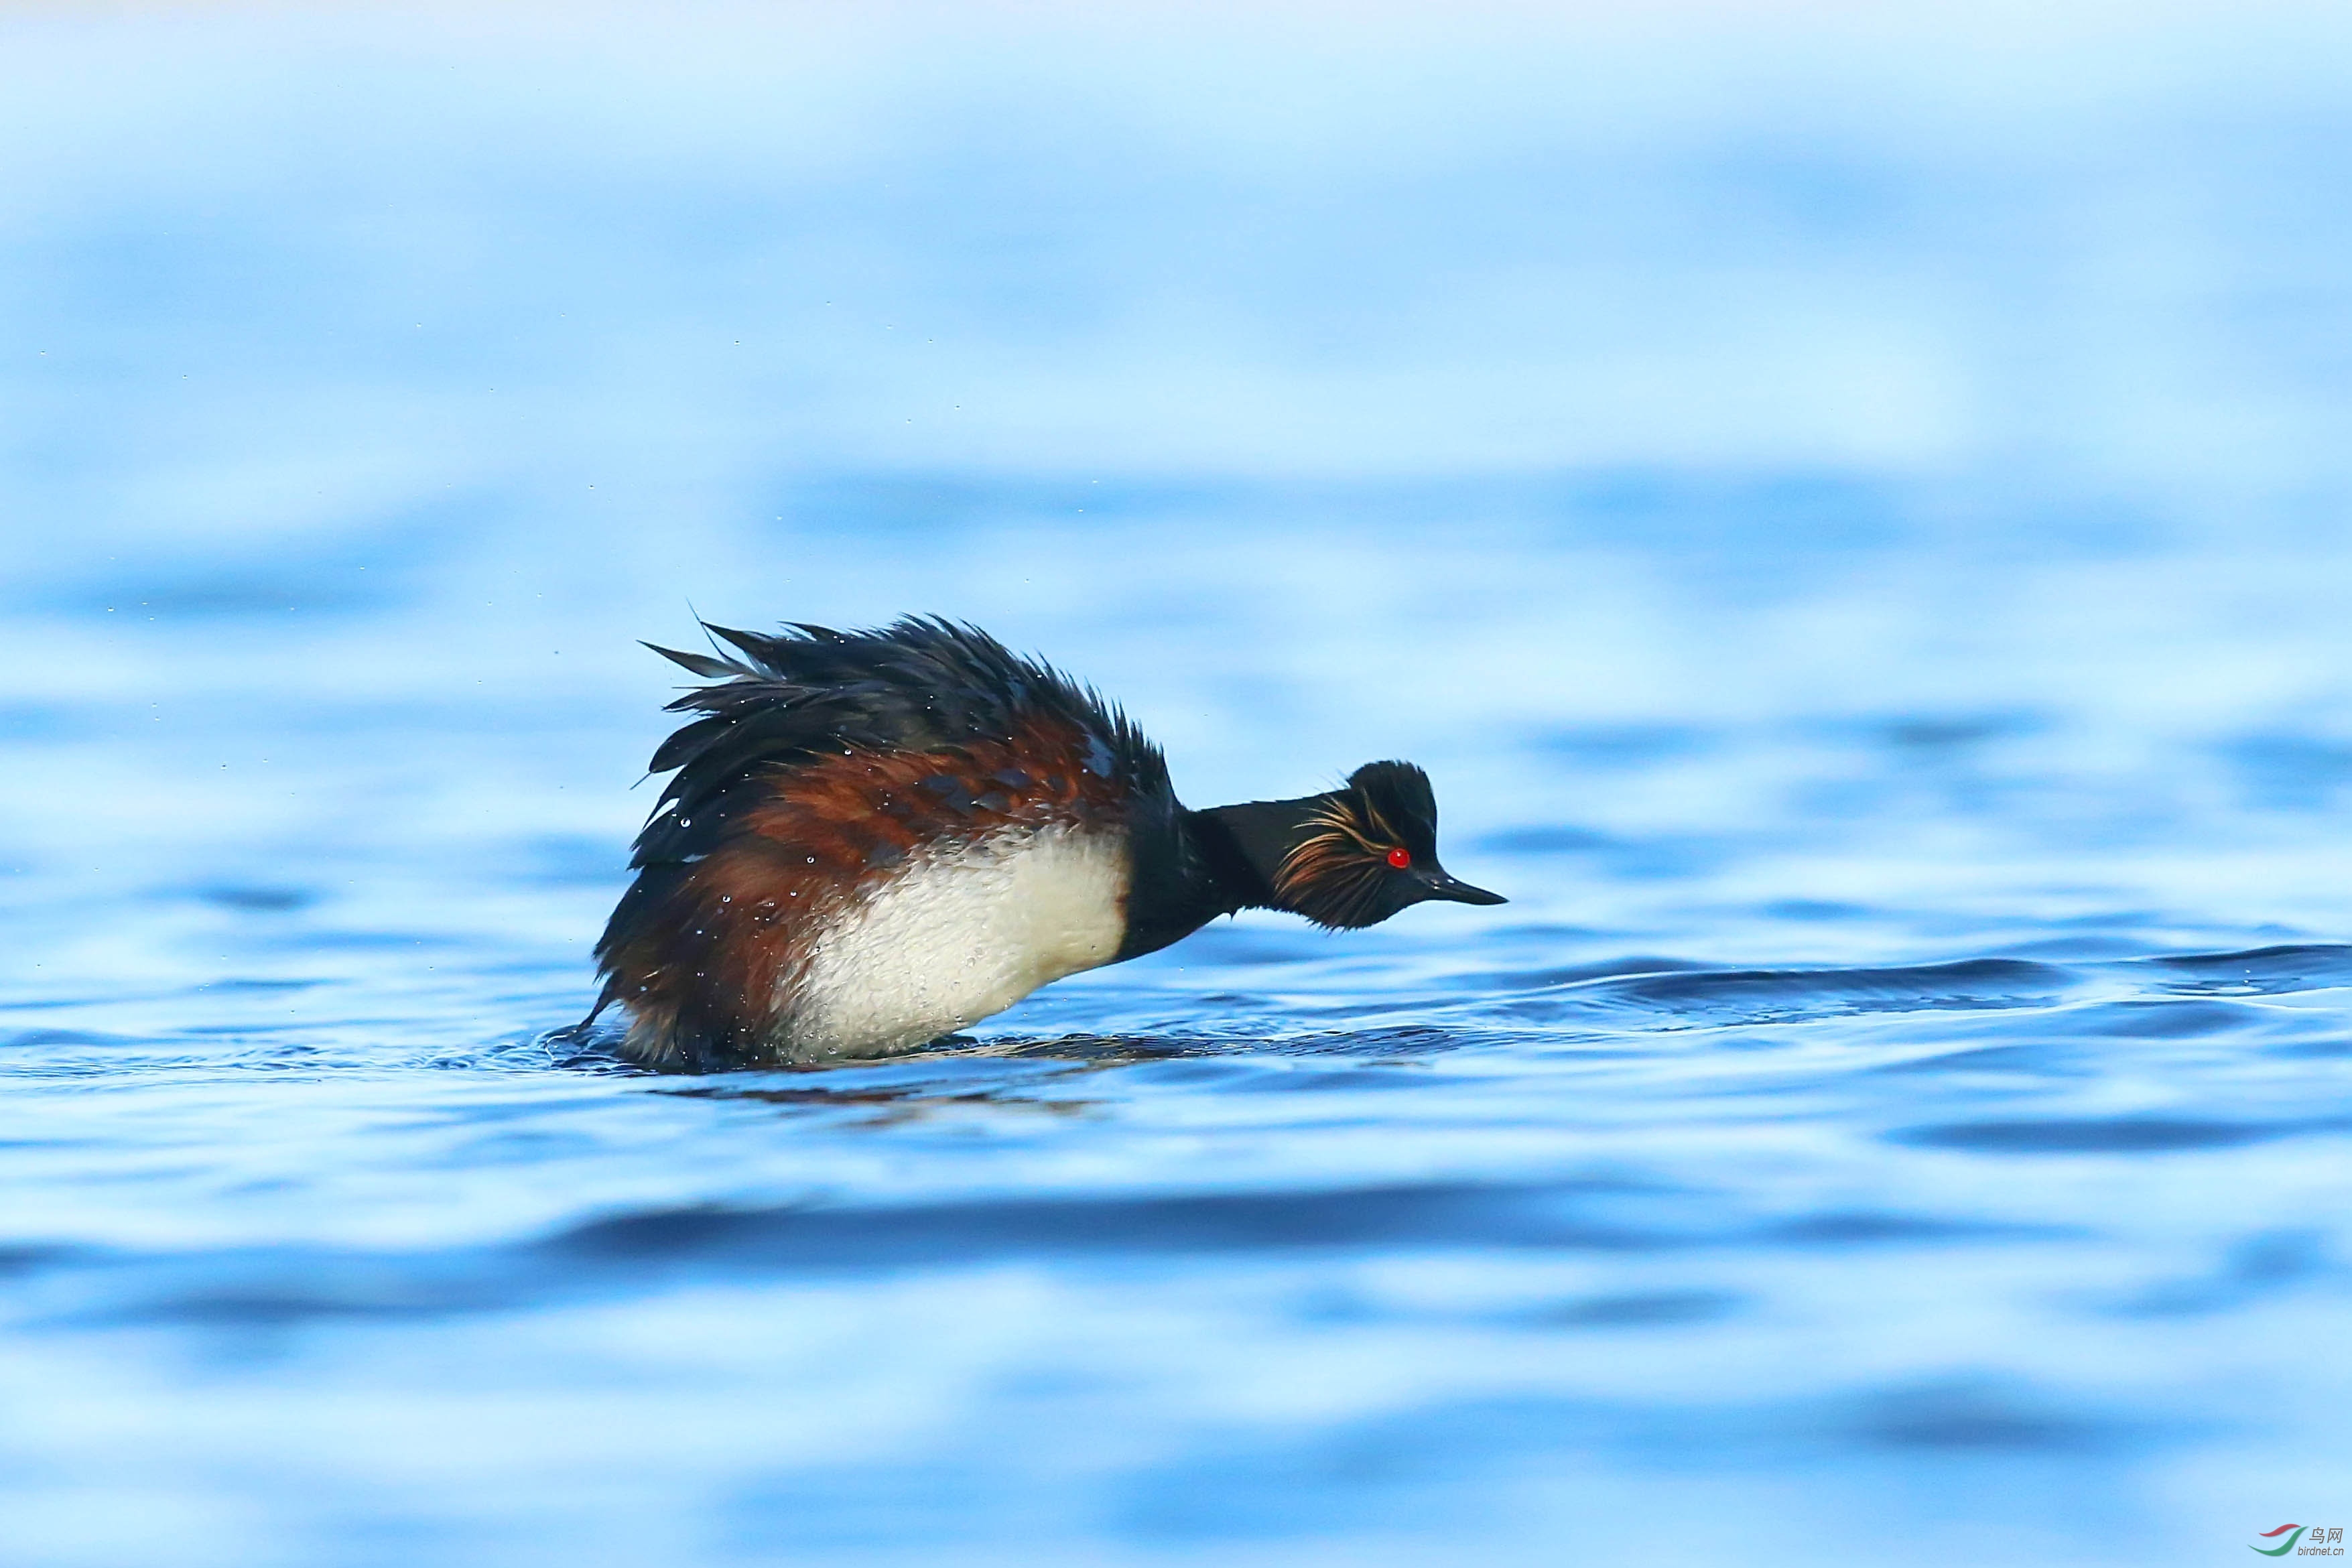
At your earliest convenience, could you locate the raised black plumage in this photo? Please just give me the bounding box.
[633,616,1169,869]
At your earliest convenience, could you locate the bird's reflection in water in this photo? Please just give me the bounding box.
[645,1033,1207,1124]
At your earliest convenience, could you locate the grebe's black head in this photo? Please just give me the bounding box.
[1263,760,1506,930]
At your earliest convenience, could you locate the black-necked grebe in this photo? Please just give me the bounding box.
[588,616,1504,1068]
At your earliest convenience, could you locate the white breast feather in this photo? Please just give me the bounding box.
[783,824,1130,1059]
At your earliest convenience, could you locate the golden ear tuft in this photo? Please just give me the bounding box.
[1272,794,1397,930]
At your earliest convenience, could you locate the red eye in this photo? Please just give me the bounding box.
[1385,846,1412,869]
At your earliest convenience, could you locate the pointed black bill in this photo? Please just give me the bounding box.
[1419,868,1506,906]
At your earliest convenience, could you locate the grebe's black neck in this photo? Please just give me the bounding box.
[1194,795,1325,909]
[1110,797,1305,961]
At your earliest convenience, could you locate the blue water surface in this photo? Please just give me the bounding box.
[5,7,2352,1565]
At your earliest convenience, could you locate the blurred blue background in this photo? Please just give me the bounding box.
[4,4,2351,1564]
